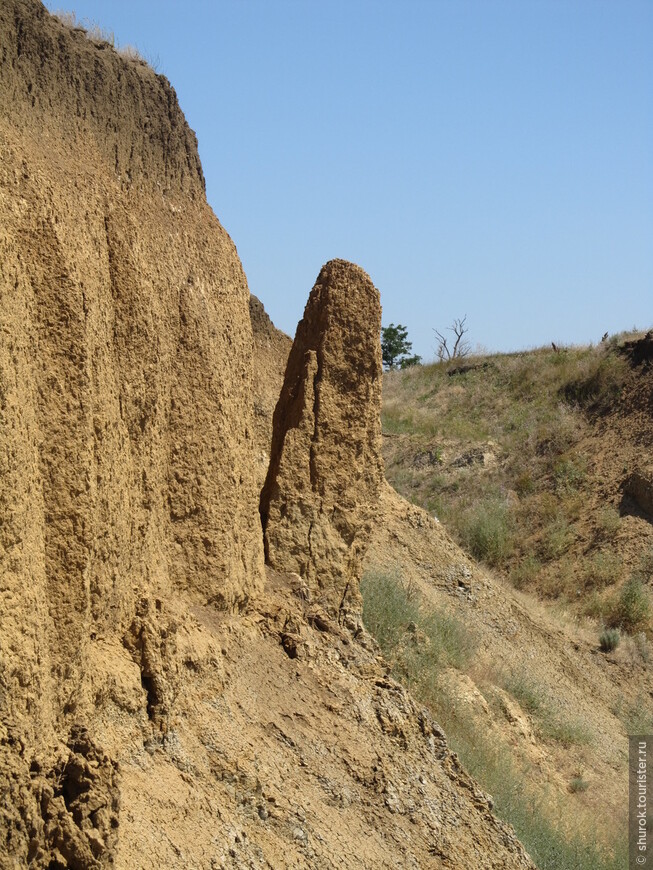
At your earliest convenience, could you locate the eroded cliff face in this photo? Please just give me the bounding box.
[248,295,292,487]
[259,260,384,618]
[0,1,263,862]
[0,5,536,869]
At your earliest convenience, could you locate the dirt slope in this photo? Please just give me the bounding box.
[574,352,653,575]
[365,483,653,849]
[372,345,653,862]
[85,571,534,869]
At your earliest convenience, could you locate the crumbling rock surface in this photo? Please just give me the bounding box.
[1,724,120,870]
[248,295,292,486]
[107,570,537,870]
[260,260,384,617]
[0,1,263,863]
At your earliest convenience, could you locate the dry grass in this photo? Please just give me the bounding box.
[360,569,626,870]
[381,336,653,636]
[51,9,154,68]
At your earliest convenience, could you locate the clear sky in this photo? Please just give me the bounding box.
[44,0,652,360]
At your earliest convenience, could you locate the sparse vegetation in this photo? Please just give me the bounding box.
[360,569,623,869]
[583,550,622,590]
[569,776,589,793]
[504,674,591,746]
[637,547,653,580]
[381,336,652,626]
[595,506,621,541]
[360,569,418,651]
[540,716,591,748]
[538,515,575,561]
[51,9,154,67]
[505,674,544,713]
[360,569,474,681]
[613,697,653,735]
[510,554,542,590]
[459,497,514,567]
[561,351,628,415]
[599,627,621,652]
[52,9,115,44]
[445,721,625,870]
[610,576,650,633]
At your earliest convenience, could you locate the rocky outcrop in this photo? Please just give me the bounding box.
[260,259,384,617]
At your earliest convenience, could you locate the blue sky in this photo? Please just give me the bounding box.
[45,0,652,360]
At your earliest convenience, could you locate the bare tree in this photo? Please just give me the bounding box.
[434,315,471,361]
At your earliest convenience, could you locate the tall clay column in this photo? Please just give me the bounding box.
[260,259,384,620]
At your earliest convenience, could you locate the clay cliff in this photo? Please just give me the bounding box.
[0,0,264,640]
[260,261,384,618]
[1,0,263,861]
[0,2,536,867]
[248,295,292,486]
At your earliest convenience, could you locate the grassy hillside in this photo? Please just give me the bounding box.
[358,335,653,867]
[381,331,653,639]
[360,568,628,870]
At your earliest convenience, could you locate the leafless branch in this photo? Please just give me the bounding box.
[434,315,471,361]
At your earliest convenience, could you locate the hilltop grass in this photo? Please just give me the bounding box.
[380,339,651,626]
[52,9,157,68]
[360,569,626,870]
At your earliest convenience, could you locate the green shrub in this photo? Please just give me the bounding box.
[595,506,621,541]
[360,570,474,676]
[581,590,610,622]
[539,517,575,560]
[610,577,650,633]
[418,609,475,672]
[541,717,591,747]
[460,499,514,567]
[599,627,621,652]
[569,776,589,793]
[510,555,541,590]
[505,675,545,714]
[583,551,622,590]
[360,570,419,653]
